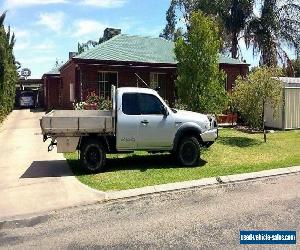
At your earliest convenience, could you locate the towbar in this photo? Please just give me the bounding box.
[48,140,57,152]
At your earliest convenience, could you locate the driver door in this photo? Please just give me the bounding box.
[137,93,174,149]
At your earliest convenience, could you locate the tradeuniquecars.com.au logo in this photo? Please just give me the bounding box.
[240,230,296,245]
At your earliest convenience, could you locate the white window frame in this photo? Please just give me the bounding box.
[150,72,167,99]
[98,71,118,99]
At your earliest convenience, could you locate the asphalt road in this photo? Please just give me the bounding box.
[1,173,299,249]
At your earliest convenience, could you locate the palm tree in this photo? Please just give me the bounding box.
[0,11,6,27]
[161,0,254,59]
[218,0,254,59]
[245,0,300,67]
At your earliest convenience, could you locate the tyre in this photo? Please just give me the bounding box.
[177,136,200,166]
[80,139,106,173]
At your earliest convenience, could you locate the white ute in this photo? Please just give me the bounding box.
[40,86,218,173]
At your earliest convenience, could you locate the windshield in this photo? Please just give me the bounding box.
[20,92,33,97]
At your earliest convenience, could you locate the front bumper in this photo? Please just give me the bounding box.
[200,128,218,142]
[20,101,34,107]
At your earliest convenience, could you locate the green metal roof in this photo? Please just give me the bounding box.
[219,56,248,65]
[75,34,177,64]
[75,34,249,65]
[45,67,60,75]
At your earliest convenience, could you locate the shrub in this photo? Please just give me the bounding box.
[232,67,282,129]
[174,11,228,114]
[74,91,112,110]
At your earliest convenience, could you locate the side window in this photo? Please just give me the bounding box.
[122,93,140,115]
[139,94,163,115]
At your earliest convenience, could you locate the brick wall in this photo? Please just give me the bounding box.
[56,60,248,110]
[220,64,249,92]
[44,76,61,110]
[78,64,176,105]
[60,61,77,109]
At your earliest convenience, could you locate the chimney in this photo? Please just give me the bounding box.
[103,28,121,42]
[69,52,78,59]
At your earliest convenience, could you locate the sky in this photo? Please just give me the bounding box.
[0,0,284,78]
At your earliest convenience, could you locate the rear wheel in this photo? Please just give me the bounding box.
[80,139,106,173]
[177,136,200,166]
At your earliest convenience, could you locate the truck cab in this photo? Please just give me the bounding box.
[116,88,217,151]
[41,87,218,173]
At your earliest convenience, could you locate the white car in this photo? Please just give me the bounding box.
[19,92,34,108]
[41,86,218,172]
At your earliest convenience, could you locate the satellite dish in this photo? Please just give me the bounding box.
[21,68,31,79]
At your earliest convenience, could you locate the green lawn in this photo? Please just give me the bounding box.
[65,128,300,191]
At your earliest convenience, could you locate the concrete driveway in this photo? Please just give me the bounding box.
[0,109,105,220]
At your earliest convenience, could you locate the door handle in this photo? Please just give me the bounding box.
[141,120,149,124]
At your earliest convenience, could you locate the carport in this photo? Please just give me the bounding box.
[16,79,44,108]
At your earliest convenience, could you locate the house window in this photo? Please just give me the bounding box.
[150,73,167,99]
[98,72,118,99]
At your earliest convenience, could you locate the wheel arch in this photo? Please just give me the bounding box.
[173,124,203,152]
[78,134,110,152]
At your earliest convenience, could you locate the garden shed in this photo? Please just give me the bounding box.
[265,77,300,130]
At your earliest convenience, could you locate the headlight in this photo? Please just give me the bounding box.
[207,114,213,122]
[207,114,217,129]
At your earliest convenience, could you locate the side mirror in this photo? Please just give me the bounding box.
[161,105,169,116]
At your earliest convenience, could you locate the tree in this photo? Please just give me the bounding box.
[78,35,105,54]
[161,0,254,58]
[174,11,227,114]
[78,40,99,54]
[15,61,21,77]
[245,0,300,67]
[232,67,282,141]
[159,0,177,40]
[160,0,211,41]
[0,11,18,122]
[283,58,300,77]
[218,0,254,58]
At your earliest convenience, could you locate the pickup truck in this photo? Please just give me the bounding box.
[40,86,218,173]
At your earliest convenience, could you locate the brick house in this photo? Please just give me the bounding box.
[43,29,249,110]
[42,68,61,110]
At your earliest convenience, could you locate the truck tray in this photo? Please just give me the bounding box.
[40,110,114,135]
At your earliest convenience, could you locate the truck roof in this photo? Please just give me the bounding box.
[117,87,158,95]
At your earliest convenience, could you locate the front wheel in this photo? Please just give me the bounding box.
[80,140,106,173]
[177,137,200,166]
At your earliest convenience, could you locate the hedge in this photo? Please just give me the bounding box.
[0,12,18,123]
